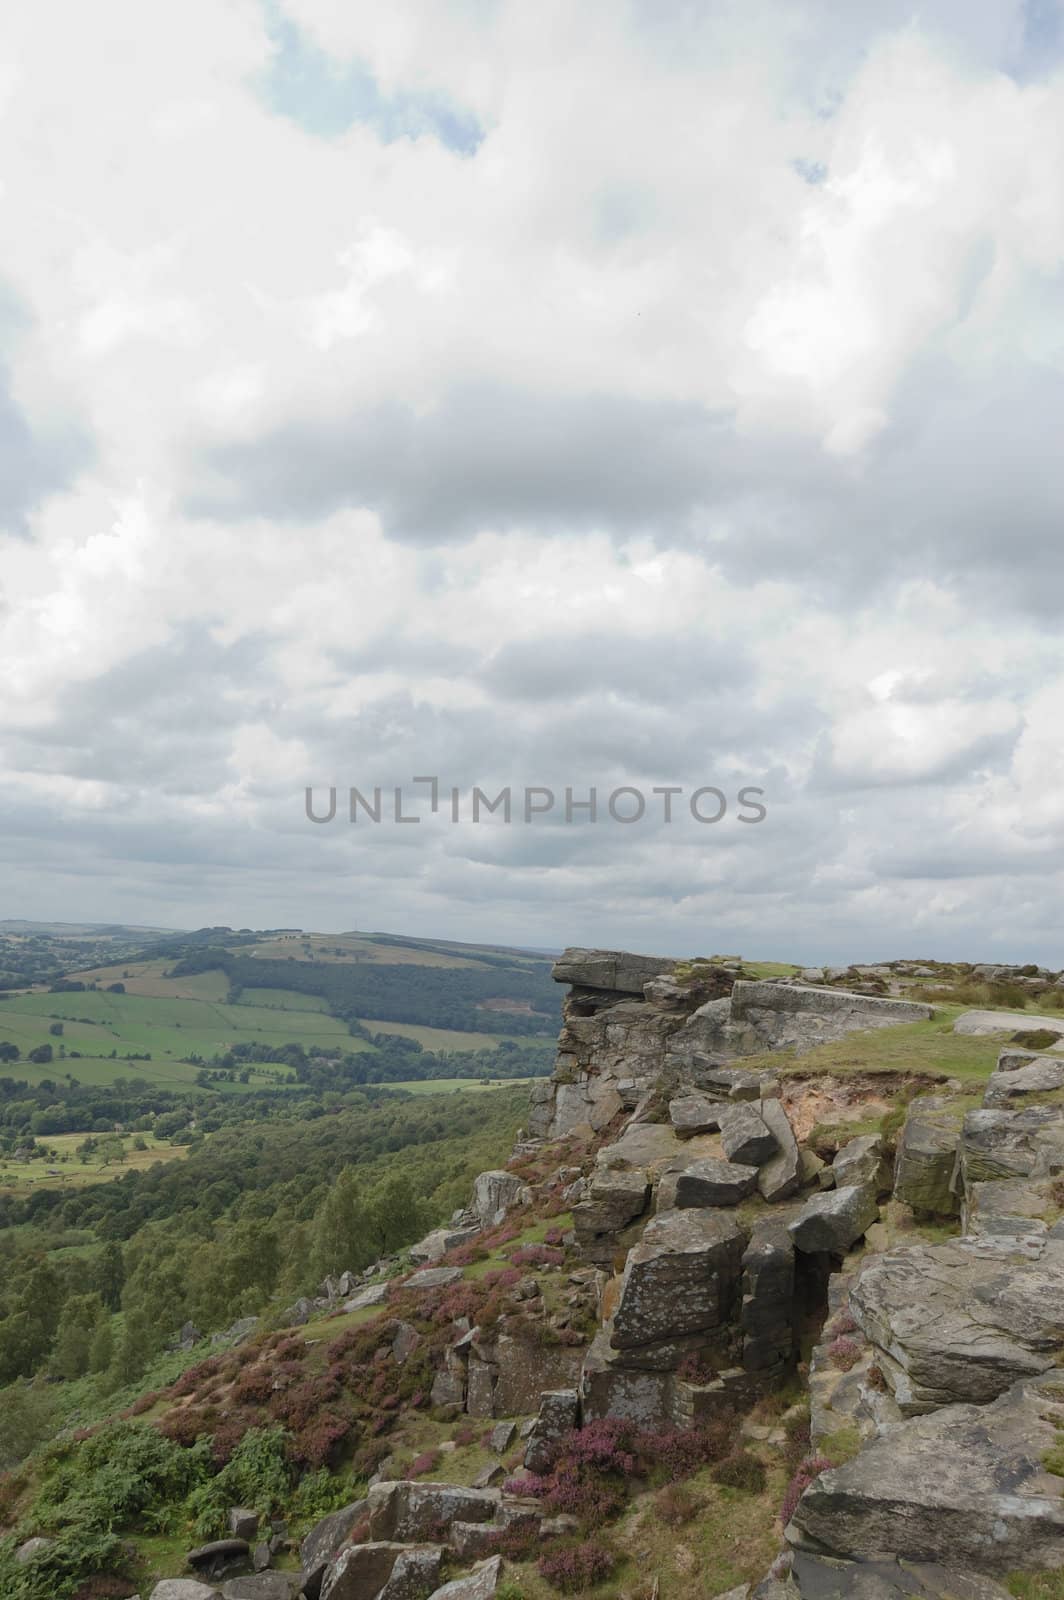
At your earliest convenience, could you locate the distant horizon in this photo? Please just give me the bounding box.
[2,914,1058,974]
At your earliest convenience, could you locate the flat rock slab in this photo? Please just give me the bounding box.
[788,1184,878,1255]
[669,1157,759,1207]
[954,1008,1064,1037]
[789,1552,1015,1600]
[151,1585,223,1600]
[610,1207,745,1348]
[984,1056,1064,1106]
[850,1236,1064,1411]
[552,947,678,993]
[596,1122,719,1175]
[401,1267,465,1292]
[427,1555,504,1599]
[342,1283,390,1312]
[720,1102,778,1166]
[222,1578,301,1600]
[669,1093,723,1135]
[789,1371,1064,1573]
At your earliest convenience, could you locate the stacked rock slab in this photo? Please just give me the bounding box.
[529,951,932,1141]
[786,1049,1064,1584]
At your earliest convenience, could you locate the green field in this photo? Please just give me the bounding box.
[0,1130,192,1195]
[0,988,358,1069]
[384,1075,538,1095]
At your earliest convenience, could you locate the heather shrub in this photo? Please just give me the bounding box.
[827,1310,857,1337]
[538,1539,616,1593]
[508,1245,564,1269]
[408,1450,441,1479]
[288,1414,352,1470]
[780,1454,832,1525]
[826,1336,862,1372]
[712,1450,767,1492]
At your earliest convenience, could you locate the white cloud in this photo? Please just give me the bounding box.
[1,1,1064,960]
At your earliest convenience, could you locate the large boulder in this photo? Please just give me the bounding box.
[150,1585,222,1600]
[850,1236,1064,1411]
[222,1579,301,1600]
[571,1169,650,1244]
[756,1099,802,1202]
[664,1157,759,1208]
[610,1208,745,1349]
[425,1556,504,1599]
[410,1226,481,1264]
[321,1544,408,1600]
[342,1283,390,1313]
[524,1387,580,1472]
[788,1185,879,1255]
[367,1482,500,1543]
[832,1134,890,1194]
[471,1172,531,1228]
[299,1501,367,1600]
[893,1098,964,1217]
[788,1371,1064,1573]
[379,1547,444,1600]
[719,1103,778,1166]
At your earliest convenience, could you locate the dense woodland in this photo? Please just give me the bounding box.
[168,946,562,1035]
[0,1082,527,1397]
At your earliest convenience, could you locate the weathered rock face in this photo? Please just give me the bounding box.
[892,1097,965,1216]
[957,1105,1064,1187]
[740,1220,795,1376]
[788,1372,1064,1573]
[788,1185,879,1255]
[610,1208,745,1350]
[850,1236,1064,1412]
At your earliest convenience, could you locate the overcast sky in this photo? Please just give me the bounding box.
[2,0,1064,964]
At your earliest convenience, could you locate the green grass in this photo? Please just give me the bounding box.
[751,1009,1003,1086]
[1009,1576,1064,1600]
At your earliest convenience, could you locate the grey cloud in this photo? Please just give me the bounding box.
[185,384,734,542]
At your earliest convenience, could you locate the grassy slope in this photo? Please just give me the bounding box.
[748,1007,1004,1085]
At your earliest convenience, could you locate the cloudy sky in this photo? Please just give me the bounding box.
[2,0,1064,964]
